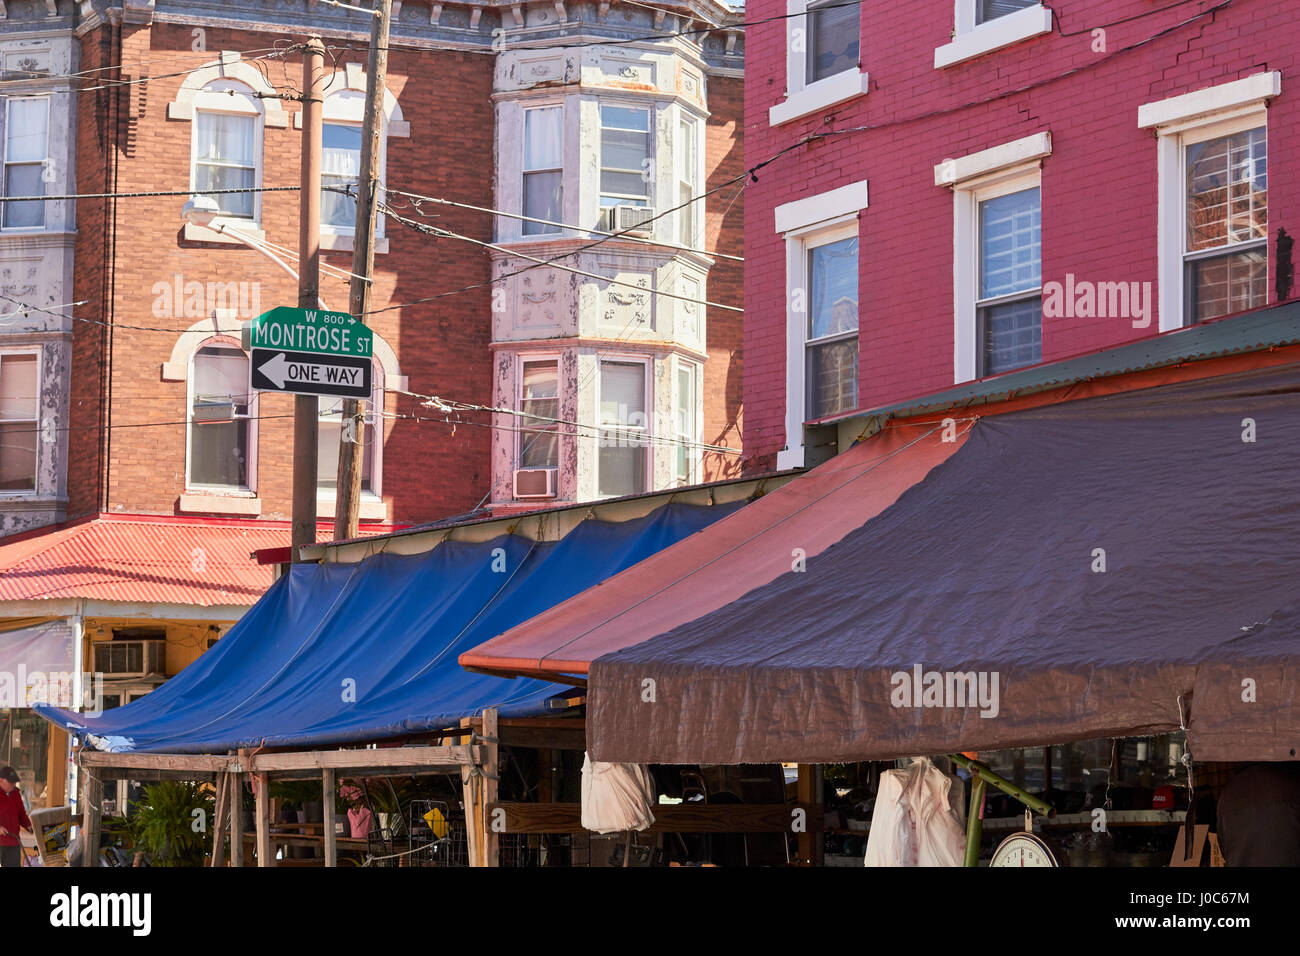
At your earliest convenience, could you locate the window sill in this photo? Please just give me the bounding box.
[769,70,870,127]
[183,221,266,245]
[316,495,387,521]
[179,493,262,516]
[934,5,1053,69]
[321,233,389,255]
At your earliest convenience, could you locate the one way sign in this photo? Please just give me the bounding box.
[250,348,371,398]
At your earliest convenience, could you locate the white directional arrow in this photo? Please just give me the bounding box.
[256,351,363,389]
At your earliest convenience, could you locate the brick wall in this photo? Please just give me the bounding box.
[743,0,1299,468]
[703,72,745,482]
[76,22,499,525]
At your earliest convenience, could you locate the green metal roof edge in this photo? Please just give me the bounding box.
[827,302,1300,425]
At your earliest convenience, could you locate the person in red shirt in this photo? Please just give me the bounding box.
[0,767,32,868]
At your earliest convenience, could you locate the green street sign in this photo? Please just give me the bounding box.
[244,307,374,398]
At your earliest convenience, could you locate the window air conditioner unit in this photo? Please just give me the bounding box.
[513,468,558,499]
[93,640,166,678]
[193,395,250,424]
[602,204,655,236]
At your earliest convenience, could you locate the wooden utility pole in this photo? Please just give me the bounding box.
[335,0,392,539]
[292,36,327,560]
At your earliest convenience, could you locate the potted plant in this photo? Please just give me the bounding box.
[132,781,215,867]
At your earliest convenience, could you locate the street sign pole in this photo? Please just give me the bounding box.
[292,37,326,563]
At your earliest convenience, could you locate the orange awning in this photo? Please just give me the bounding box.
[459,420,967,681]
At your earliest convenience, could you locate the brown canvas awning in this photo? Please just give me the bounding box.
[459,420,967,681]
[586,362,1300,765]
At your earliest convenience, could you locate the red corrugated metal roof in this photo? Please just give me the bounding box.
[0,514,381,607]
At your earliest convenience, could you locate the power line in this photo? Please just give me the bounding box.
[0,185,302,203]
[384,186,742,262]
[381,202,742,312]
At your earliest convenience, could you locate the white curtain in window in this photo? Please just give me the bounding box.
[600,362,645,424]
[196,112,255,166]
[525,108,562,170]
[6,99,48,162]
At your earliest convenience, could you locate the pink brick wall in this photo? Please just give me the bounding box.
[743,0,1299,470]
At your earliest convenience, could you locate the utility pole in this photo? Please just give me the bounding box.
[335,0,392,540]
[292,36,326,561]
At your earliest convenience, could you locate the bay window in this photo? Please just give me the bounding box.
[677,116,698,246]
[523,106,562,234]
[598,360,648,497]
[600,106,651,208]
[519,359,560,469]
[675,361,698,486]
[3,97,48,230]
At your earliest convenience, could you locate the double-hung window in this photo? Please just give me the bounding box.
[519,359,559,470]
[188,345,252,490]
[806,0,860,83]
[598,360,648,497]
[1183,126,1267,323]
[1138,72,1280,330]
[3,97,49,230]
[806,236,859,418]
[317,392,378,495]
[677,116,699,247]
[977,186,1041,376]
[600,106,651,208]
[322,121,363,230]
[193,97,259,221]
[771,0,868,126]
[977,0,1038,23]
[0,352,39,492]
[523,107,562,235]
[674,361,698,486]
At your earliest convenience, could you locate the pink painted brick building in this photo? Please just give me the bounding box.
[743,0,1299,473]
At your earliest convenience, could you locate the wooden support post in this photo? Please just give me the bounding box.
[460,763,481,867]
[230,768,244,868]
[79,764,100,868]
[209,772,228,867]
[483,707,499,868]
[796,764,823,866]
[254,771,273,867]
[322,767,337,868]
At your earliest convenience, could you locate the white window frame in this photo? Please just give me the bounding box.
[935,133,1050,383]
[598,102,653,208]
[676,111,701,249]
[316,361,385,503]
[673,356,700,486]
[775,181,868,470]
[973,177,1042,378]
[189,80,264,229]
[934,1,1053,70]
[1,96,50,232]
[184,337,258,495]
[320,90,386,240]
[770,0,869,127]
[0,348,42,496]
[516,352,562,473]
[595,354,653,499]
[1139,73,1281,331]
[523,104,564,236]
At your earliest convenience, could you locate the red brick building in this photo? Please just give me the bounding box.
[743,0,1297,472]
[55,0,744,530]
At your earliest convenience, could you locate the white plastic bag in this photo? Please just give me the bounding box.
[864,757,966,866]
[580,752,656,834]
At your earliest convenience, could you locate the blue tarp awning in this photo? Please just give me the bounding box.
[37,502,739,754]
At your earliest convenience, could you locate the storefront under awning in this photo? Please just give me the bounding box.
[36,501,741,754]
[584,362,1300,766]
